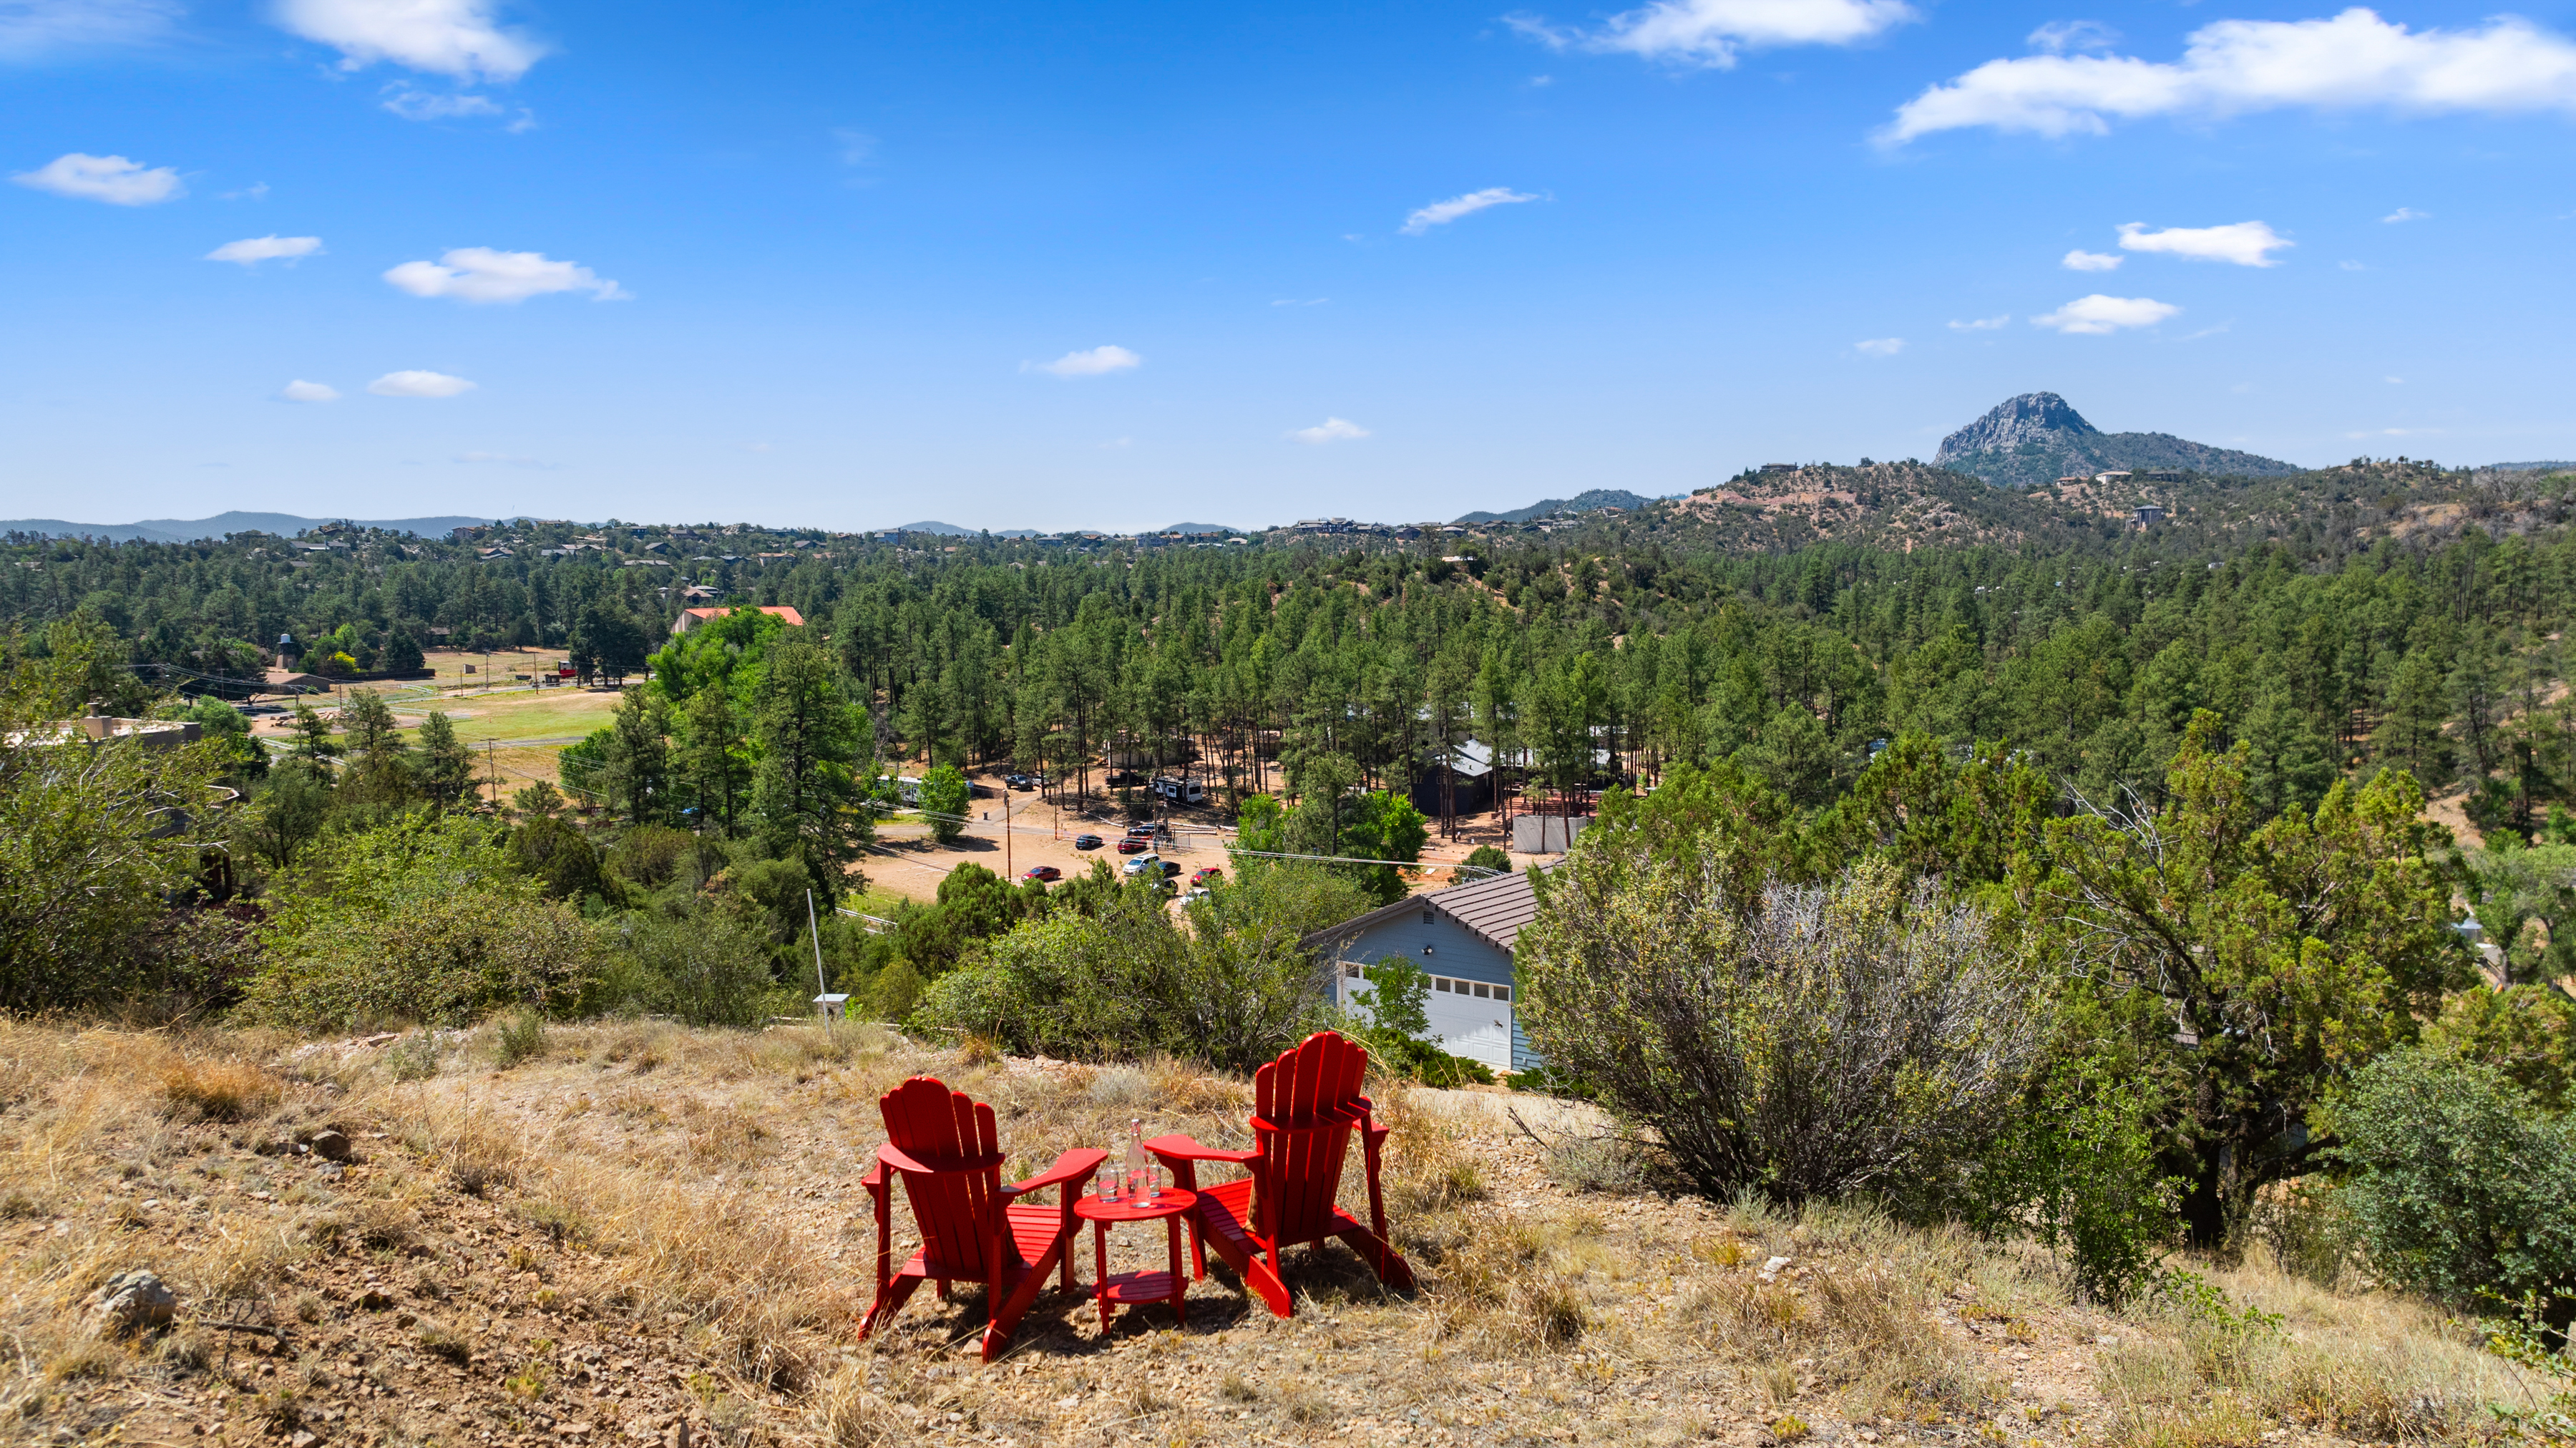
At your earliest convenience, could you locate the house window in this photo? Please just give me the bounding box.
[1495,985,1511,1003]
[1434,978,1450,991]
[1473,982,1491,999]
[1422,910,1434,925]
[1343,963,1362,979]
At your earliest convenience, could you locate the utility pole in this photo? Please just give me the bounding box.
[1003,782,1013,881]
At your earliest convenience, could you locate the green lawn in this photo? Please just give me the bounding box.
[388,684,628,746]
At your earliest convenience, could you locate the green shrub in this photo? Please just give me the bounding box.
[1518,851,2047,1207]
[1462,845,1511,875]
[510,815,608,901]
[385,1035,440,1082]
[241,814,605,1030]
[1974,1055,2182,1306]
[494,1010,547,1068]
[919,863,1372,1072]
[2331,1046,2576,1312]
[919,764,971,843]
[2423,984,2576,1112]
[592,910,774,1027]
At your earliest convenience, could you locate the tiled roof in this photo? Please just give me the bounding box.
[1303,863,1551,956]
[679,605,805,626]
[1427,868,1546,951]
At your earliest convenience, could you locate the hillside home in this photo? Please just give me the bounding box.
[668,605,806,636]
[1308,869,1546,1072]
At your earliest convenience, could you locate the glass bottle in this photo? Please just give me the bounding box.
[1125,1119,1149,1201]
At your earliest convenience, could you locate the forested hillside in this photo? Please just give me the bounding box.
[6,459,2572,841]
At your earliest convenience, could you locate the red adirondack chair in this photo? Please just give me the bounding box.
[1146,1031,1415,1318]
[857,1076,1106,1360]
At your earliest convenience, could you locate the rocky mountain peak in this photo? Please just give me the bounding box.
[1936,393,2098,463]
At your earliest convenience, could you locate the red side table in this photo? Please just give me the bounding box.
[1073,1187,1197,1331]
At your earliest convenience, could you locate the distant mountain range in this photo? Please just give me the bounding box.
[1453,488,1660,525]
[884,520,977,535]
[1935,394,2301,489]
[0,510,497,543]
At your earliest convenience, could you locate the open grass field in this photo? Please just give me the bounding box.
[0,1019,2540,1448]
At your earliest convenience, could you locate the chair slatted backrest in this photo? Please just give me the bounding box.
[880,1076,1005,1280]
[1248,1032,1368,1245]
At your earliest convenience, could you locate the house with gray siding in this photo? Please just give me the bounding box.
[1305,868,1548,1073]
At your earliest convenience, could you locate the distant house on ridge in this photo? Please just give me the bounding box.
[669,605,806,636]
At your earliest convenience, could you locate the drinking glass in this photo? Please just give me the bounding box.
[1096,1159,1119,1202]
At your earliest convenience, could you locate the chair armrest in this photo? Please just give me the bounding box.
[878,1142,1007,1177]
[861,1162,887,1195]
[1144,1134,1255,1165]
[1003,1148,1107,1198]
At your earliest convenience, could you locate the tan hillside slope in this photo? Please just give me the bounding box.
[0,1021,2537,1447]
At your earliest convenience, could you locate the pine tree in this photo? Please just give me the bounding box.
[751,631,867,896]
[415,711,475,807]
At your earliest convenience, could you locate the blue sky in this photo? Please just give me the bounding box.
[6,0,2576,532]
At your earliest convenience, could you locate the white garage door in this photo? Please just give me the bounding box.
[1423,975,1513,1072]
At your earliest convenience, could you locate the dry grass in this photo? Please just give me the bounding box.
[157,1054,285,1122]
[0,1016,2551,1448]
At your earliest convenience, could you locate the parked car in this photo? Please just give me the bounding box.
[1116,837,1148,854]
[1106,769,1144,786]
[1073,833,1103,850]
[1121,852,1162,877]
[1023,865,1062,883]
[1003,772,1028,789]
[1183,886,1211,901]
[1190,867,1223,885]
[1161,861,1182,879]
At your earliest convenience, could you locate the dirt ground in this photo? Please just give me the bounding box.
[861,772,1559,904]
[0,1021,2538,1448]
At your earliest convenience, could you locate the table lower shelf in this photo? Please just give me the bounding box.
[1093,1270,1179,1306]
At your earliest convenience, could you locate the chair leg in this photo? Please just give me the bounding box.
[1241,1241,1294,1319]
[1336,1227,1416,1294]
[983,1265,1054,1363]
[857,1275,924,1341]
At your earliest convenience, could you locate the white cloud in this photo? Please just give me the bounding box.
[1509,0,1916,68]
[2385,375,2404,384]
[1948,314,2011,330]
[1290,417,1372,444]
[11,152,182,205]
[208,235,323,266]
[2340,258,2368,270]
[1025,345,1142,378]
[1855,337,1904,356]
[2383,205,2429,222]
[0,0,179,57]
[2031,294,2181,334]
[1884,8,2576,143]
[1271,297,1329,306]
[1401,187,1539,235]
[369,369,476,397]
[833,128,877,165]
[2117,220,2291,266]
[272,0,544,82]
[2028,19,2118,54]
[279,379,340,402]
[2062,249,2123,271]
[382,88,504,120]
[384,247,628,303]
[221,182,270,200]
